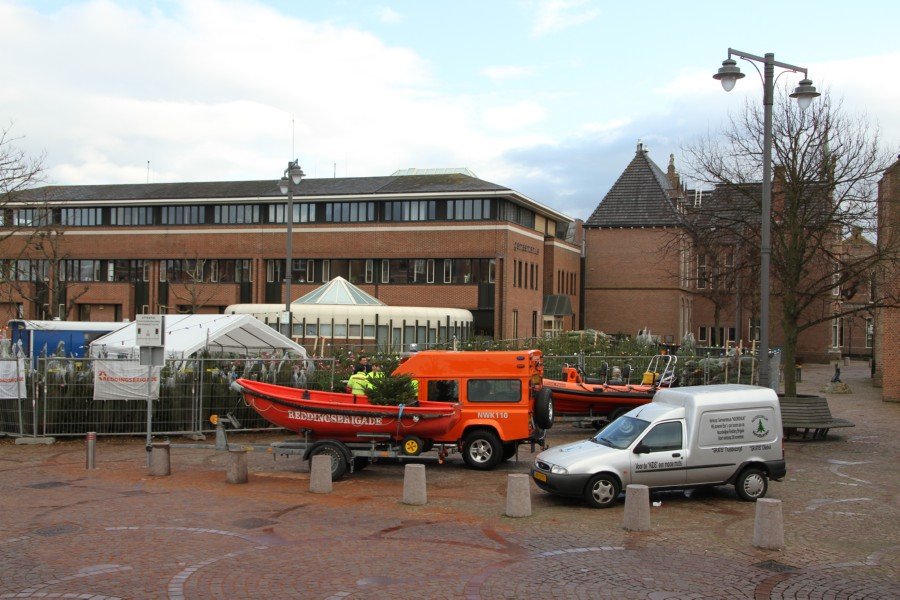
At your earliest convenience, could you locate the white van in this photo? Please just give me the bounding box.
[532,384,785,508]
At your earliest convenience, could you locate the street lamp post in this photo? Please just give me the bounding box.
[278,159,306,338]
[714,48,819,389]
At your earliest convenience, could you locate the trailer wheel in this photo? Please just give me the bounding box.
[401,436,425,456]
[462,430,503,470]
[608,407,628,422]
[534,388,554,429]
[309,443,349,480]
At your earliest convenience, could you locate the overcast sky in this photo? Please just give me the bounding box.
[2,0,898,220]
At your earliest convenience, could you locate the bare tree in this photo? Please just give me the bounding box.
[2,211,91,319]
[683,89,899,396]
[168,256,217,314]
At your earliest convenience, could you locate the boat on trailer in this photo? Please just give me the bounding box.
[544,354,677,419]
[233,378,461,443]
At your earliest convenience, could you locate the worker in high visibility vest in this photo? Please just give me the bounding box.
[348,368,369,395]
[366,363,385,388]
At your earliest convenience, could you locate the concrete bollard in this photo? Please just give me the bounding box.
[505,473,532,517]
[309,454,333,493]
[752,498,785,550]
[149,441,171,477]
[226,449,248,484]
[402,463,427,505]
[85,431,97,470]
[623,484,651,531]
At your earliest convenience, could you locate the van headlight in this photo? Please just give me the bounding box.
[550,464,568,475]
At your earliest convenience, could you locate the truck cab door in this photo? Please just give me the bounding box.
[630,420,686,488]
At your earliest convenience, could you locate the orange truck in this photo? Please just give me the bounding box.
[393,349,554,469]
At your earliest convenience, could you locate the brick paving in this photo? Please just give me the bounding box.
[1,360,897,599]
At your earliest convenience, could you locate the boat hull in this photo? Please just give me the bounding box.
[543,379,656,415]
[235,379,461,442]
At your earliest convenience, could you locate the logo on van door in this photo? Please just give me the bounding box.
[751,414,770,438]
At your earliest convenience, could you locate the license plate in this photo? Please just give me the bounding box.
[533,471,547,482]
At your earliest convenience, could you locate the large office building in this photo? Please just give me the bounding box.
[2,169,582,348]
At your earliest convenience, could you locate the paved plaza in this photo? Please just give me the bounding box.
[1,361,897,599]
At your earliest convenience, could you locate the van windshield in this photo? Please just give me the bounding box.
[592,417,650,449]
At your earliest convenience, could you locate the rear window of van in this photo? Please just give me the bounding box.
[467,379,521,402]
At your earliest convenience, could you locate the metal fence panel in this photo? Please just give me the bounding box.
[31,356,337,438]
[0,359,29,436]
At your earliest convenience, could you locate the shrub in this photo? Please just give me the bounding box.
[366,373,418,406]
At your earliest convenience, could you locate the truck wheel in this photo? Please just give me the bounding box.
[584,473,620,508]
[310,443,349,480]
[735,467,768,501]
[534,388,554,430]
[462,430,503,470]
[402,436,424,456]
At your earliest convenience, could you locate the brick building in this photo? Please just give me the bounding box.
[1,170,582,346]
[875,156,900,402]
[583,143,851,363]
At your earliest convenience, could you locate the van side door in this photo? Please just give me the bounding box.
[630,420,686,488]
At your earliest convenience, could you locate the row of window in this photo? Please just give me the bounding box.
[10,198,527,228]
[266,258,496,286]
[831,316,874,349]
[512,260,539,290]
[557,269,577,295]
[2,257,499,286]
[2,259,254,284]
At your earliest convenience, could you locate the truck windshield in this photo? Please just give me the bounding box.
[592,417,650,449]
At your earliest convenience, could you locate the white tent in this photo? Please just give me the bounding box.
[88,314,307,360]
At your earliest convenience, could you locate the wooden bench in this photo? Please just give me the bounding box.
[779,395,855,440]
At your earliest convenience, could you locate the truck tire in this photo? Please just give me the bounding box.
[735,467,768,501]
[309,443,349,480]
[584,473,620,508]
[534,388,554,430]
[462,430,503,470]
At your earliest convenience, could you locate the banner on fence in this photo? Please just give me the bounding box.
[93,360,160,400]
[0,359,27,399]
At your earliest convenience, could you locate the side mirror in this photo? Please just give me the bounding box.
[633,443,649,455]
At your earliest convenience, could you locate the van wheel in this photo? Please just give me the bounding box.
[462,430,503,470]
[584,473,620,508]
[735,468,768,501]
[534,388,554,429]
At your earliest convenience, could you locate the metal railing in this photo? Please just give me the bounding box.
[0,349,781,439]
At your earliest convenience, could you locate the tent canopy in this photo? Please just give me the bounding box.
[89,314,307,360]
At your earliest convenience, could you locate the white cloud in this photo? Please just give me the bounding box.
[376,6,402,24]
[482,101,547,132]
[0,0,539,185]
[481,65,535,82]
[532,0,600,37]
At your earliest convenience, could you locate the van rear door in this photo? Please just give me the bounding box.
[630,420,686,488]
